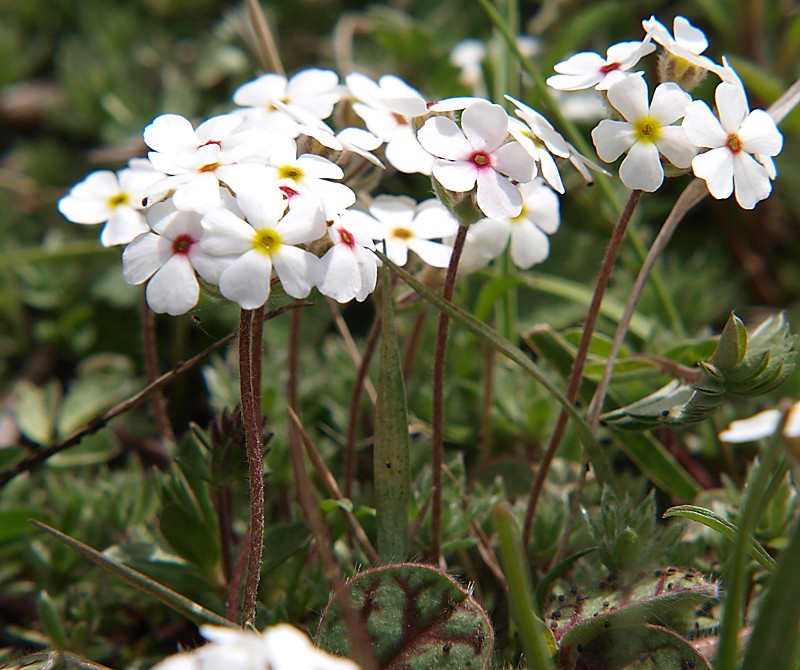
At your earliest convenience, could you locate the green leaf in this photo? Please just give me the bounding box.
[317,563,494,669]
[261,521,311,575]
[663,505,777,573]
[741,512,800,669]
[377,251,617,492]
[36,591,69,650]
[373,267,411,561]
[710,312,747,369]
[29,519,234,629]
[158,501,219,572]
[14,380,61,446]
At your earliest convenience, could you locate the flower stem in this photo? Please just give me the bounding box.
[140,293,175,446]
[585,180,708,429]
[521,189,642,548]
[239,307,265,626]
[430,223,469,563]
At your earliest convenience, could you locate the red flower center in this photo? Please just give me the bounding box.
[171,234,195,255]
[339,228,355,248]
[600,61,621,74]
[470,150,492,169]
[280,185,300,200]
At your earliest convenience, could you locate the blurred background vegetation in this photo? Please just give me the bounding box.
[0,0,799,667]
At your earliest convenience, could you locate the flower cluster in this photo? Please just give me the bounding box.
[59,66,584,315]
[151,623,360,670]
[551,15,783,207]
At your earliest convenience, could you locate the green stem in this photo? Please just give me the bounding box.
[493,503,555,669]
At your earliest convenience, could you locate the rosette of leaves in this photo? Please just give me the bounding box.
[546,569,720,669]
[603,312,796,430]
[316,563,493,670]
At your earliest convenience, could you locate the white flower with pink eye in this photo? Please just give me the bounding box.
[265,135,356,217]
[346,72,434,175]
[200,191,325,309]
[318,210,379,303]
[547,38,655,92]
[417,100,535,220]
[719,401,800,443]
[121,200,227,316]
[233,68,342,135]
[591,76,696,192]
[682,75,783,210]
[363,195,458,268]
[58,164,164,246]
[143,113,273,214]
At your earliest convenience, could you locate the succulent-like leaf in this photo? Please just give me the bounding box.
[545,568,719,652]
[316,563,493,670]
[604,312,796,429]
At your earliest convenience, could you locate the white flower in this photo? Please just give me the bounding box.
[643,15,728,84]
[233,68,342,135]
[417,100,535,220]
[719,402,800,443]
[546,38,655,91]
[505,95,575,193]
[58,165,163,246]
[122,201,226,315]
[682,77,783,210]
[317,210,379,303]
[591,77,696,191]
[143,113,273,213]
[200,191,325,309]
[346,73,434,175]
[363,195,458,268]
[458,179,560,272]
[265,135,356,217]
[151,623,360,670]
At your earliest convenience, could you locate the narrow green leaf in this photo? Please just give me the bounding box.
[663,505,776,573]
[37,591,69,650]
[29,519,235,629]
[710,313,747,369]
[535,547,597,610]
[377,251,617,492]
[741,512,800,669]
[494,503,556,668]
[373,267,411,561]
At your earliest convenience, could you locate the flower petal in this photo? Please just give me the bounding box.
[682,100,727,148]
[656,125,697,169]
[432,159,477,193]
[476,168,523,219]
[219,251,272,309]
[461,101,509,152]
[649,82,692,125]
[493,141,536,182]
[407,238,453,268]
[509,220,550,269]
[606,75,649,123]
[272,246,321,298]
[146,255,199,315]
[738,109,783,157]
[591,120,635,162]
[692,147,734,199]
[732,151,772,209]
[618,141,663,192]
[715,81,748,133]
[417,117,472,160]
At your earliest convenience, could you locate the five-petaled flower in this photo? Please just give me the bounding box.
[546,38,655,91]
[682,76,783,210]
[417,100,535,220]
[591,76,696,192]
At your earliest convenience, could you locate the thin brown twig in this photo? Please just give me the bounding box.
[327,298,377,404]
[288,407,379,564]
[430,224,469,564]
[141,293,175,445]
[244,0,286,76]
[0,303,308,487]
[521,190,642,548]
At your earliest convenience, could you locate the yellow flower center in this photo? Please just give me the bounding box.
[253,228,282,255]
[511,205,527,223]
[633,116,662,143]
[278,165,304,181]
[727,133,743,154]
[108,193,129,208]
[392,228,414,240]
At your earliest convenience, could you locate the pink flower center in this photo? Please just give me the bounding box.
[727,133,743,154]
[392,112,409,126]
[470,150,493,169]
[600,61,621,74]
[200,140,222,148]
[171,234,195,256]
[280,185,300,200]
[339,228,355,248]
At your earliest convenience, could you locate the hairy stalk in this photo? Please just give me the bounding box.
[239,308,265,626]
[226,531,250,621]
[0,303,308,486]
[522,190,642,548]
[344,318,381,500]
[430,223,469,563]
[585,181,707,428]
[141,294,175,445]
